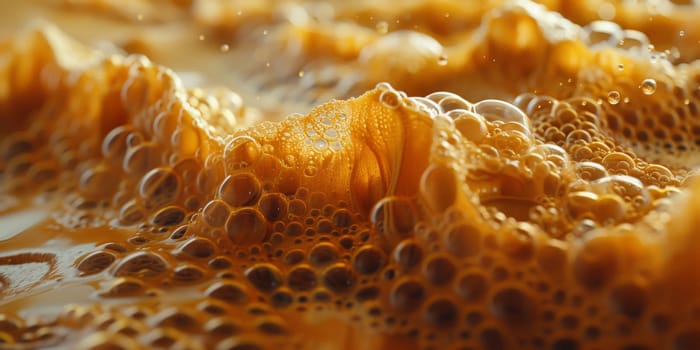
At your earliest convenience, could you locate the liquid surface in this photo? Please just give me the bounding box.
[2,1,700,349]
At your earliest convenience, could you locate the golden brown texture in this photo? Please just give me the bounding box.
[2,1,700,350]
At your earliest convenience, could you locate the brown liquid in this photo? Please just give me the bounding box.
[2,1,700,349]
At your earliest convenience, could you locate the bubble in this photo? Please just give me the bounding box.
[101,277,146,298]
[209,256,233,270]
[245,263,283,292]
[152,206,185,227]
[593,194,626,224]
[79,166,120,199]
[423,254,457,286]
[393,239,424,270]
[283,250,305,266]
[479,328,505,350]
[490,286,535,324]
[202,200,231,228]
[420,164,458,213]
[258,193,288,221]
[303,165,318,177]
[284,222,304,237]
[575,161,608,181]
[308,242,339,266]
[390,278,426,313]
[205,281,248,305]
[379,89,401,109]
[437,55,448,66]
[455,271,488,302]
[76,251,117,275]
[288,199,307,217]
[220,44,230,52]
[352,245,386,275]
[138,167,182,209]
[270,289,294,308]
[204,318,238,338]
[453,111,487,143]
[123,143,159,176]
[640,79,657,95]
[610,281,648,318]
[113,252,169,278]
[178,237,216,258]
[371,197,417,245]
[224,136,261,171]
[607,90,621,105]
[474,99,530,130]
[322,263,356,293]
[286,265,317,292]
[218,173,261,207]
[119,200,145,226]
[102,126,132,163]
[170,264,204,283]
[256,316,287,335]
[332,209,353,227]
[423,298,458,328]
[226,208,268,244]
[313,139,328,151]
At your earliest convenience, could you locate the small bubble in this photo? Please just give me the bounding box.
[220,44,230,53]
[680,30,686,38]
[266,62,271,67]
[438,55,448,66]
[199,34,205,41]
[263,29,269,35]
[304,165,318,177]
[617,64,624,71]
[379,89,401,109]
[607,91,621,105]
[314,139,328,151]
[640,79,657,95]
[298,70,305,78]
[376,21,388,34]
[324,128,338,138]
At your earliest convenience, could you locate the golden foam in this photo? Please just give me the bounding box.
[2,1,700,349]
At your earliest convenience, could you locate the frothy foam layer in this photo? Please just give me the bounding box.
[2,1,700,350]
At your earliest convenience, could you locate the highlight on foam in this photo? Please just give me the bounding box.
[2,1,700,349]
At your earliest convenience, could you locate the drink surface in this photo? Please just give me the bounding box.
[2,1,700,349]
